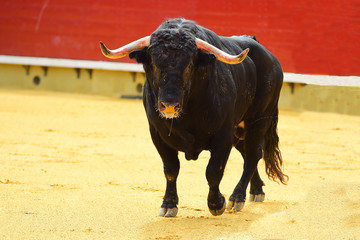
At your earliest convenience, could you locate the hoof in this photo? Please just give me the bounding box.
[226,200,234,211]
[159,207,178,217]
[227,200,245,212]
[249,193,265,202]
[209,198,226,216]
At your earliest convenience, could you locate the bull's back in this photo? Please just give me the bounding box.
[233,35,282,83]
[231,36,283,115]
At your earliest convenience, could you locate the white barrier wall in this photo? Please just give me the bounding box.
[0,56,359,115]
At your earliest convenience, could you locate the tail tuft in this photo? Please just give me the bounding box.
[263,108,288,184]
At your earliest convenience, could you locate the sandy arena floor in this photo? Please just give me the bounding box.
[0,89,359,240]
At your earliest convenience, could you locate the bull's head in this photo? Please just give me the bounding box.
[100,31,249,119]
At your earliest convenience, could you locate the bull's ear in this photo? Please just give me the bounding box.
[197,50,216,66]
[129,49,150,64]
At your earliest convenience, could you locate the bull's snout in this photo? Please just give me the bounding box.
[159,102,181,113]
[158,102,181,119]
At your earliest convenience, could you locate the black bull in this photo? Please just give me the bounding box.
[100,18,288,217]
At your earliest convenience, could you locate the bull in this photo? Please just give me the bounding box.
[100,18,288,217]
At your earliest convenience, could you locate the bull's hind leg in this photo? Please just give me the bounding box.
[233,140,265,204]
[228,119,268,212]
[249,168,265,202]
[150,126,180,217]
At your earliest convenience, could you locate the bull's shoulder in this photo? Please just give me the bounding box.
[227,35,282,74]
[227,35,265,52]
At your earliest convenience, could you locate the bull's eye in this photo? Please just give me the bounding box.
[152,64,161,83]
[183,64,193,89]
[184,63,193,77]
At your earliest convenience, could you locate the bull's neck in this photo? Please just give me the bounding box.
[184,66,214,109]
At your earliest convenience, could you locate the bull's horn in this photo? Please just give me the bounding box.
[99,36,151,59]
[195,38,249,64]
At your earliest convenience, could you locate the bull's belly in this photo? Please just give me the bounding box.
[164,133,207,161]
[184,149,202,161]
[171,140,205,161]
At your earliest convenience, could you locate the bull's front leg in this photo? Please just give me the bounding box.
[159,154,180,217]
[206,129,233,216]
[150,126,180,217]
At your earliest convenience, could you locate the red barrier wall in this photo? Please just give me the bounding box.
[0,0,359,76]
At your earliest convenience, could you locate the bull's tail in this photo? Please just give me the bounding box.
[263,107,289,184]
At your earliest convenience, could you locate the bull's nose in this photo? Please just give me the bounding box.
[159,102,181,113]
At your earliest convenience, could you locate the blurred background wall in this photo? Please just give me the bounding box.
[0,0,359,115]
[0,0,359,75]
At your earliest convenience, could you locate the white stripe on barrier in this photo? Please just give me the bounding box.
[0,55,144,72]
[284,73,360,87]
[1,55,359,87]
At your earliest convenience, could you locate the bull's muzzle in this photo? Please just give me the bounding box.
[159,102,181,119]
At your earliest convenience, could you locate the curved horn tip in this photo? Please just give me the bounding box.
[244,48,250,54]
[235,48,250,63]
[99,41,111,57]
[240,48,250,57]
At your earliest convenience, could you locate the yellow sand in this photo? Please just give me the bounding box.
[0,89,359,240]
